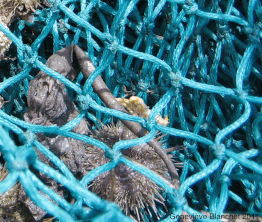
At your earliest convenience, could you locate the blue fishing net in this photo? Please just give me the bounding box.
[0,0,262,221]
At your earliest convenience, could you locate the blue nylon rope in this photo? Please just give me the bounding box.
[0,0,262,221]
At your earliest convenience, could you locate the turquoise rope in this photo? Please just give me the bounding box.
[0,0,261,221]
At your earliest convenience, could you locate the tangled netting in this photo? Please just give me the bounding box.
[0,0,262,221]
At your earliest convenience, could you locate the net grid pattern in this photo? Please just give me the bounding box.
[0,0,261,221]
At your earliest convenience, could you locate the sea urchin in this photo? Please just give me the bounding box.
[85,123,172,221]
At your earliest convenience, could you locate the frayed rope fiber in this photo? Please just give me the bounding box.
[0,0,262,221]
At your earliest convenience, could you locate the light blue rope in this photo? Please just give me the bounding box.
[0,0,262,221]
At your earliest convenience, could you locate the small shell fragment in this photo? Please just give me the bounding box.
[0,21,12,60]
[0,95,8,109]
[117,96,169,126]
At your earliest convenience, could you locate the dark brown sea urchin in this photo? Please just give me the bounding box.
[85,123,172,221]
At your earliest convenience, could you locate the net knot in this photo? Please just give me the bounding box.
[58,19,68,34]
[247,191,257,201]
[170,72,182,88]
[167,25,179,40]
[243,25,261,44]
[184,142,197,155]
[105,149,122,164]
[243,25,261,37]
[137,79,150,92]
[116,72,128,85]
[168,189,187,208]
[105,36,118,54]
[77,94,91,110]
[145,118,157,131]
[217,23,231,40]
[23,45,38,65]
[233,88,248,99]
[182,0,198,15]
[140,18,155,35]
[211,144,226,160]
[7,146,37,172]
[200,122,209,131]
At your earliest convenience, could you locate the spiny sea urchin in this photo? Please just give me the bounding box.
[85,123,172,221]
